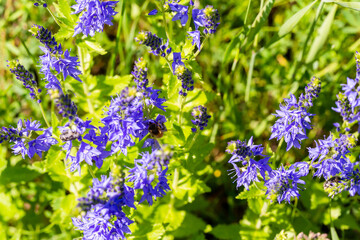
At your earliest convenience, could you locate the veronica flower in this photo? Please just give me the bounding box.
[270,77,321,151]
[191,105,211,132]
[309,133,356,180]
[131,57,149,90]
[226,137,272,190]
[72,0,118,37]
[73,174,135,239]
[188,30,201,49]
[0,119,57,159]
[127,148,172,205]
[265,162,309,203]
[30,25,61,54]
[172,52,194,96]
[7,60,42,102]
[192,5,220,34]
[135,31,171,57]
[169,3,189,26]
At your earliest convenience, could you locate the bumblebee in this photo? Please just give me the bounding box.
[323,176,340,190]
[60,128,81,141]
[148,121,166,138]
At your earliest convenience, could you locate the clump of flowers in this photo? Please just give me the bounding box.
[191,105,211,132]
[0,120,57,159]
[270,77,321,151]
[135,31,172,57]
[73,174,135,239]
[193,5,220,34]
[127,147,172,205]
[265,162,309,203]
[226,137,272,190]
[131,57,149,90]
[172,52,194,96]
[7,60,42,103]
[72,0,118,37]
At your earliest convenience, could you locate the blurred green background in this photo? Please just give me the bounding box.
[1,0,360,239]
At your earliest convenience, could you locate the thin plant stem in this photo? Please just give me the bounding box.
[88,167,96,179]
[188,130,200,150]
[47,7,62,27]
[109,0,124,76]
[178,95,186,126]
[245,50,256,102]
[38,102,51,128]
[161,3,171,42]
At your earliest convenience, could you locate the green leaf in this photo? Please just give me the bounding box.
[172,212,206,238]
[222,32,242,64]
[236,184,264,200]
[306,5,337,63]
[79,40,107,55]
[210,224,241,240]
[244,0,275,47]
[172,123,186,144]
[54,26,74,41]
[57,0,75,23]
[278,1,317,37]
[0,165,41,184]
[323,1,360,11]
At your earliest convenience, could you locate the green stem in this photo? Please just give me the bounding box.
[46,7,62,27]
[291,197,298,221]
[109,0,124,76]
[178,95,186,126]
[164,55,173,72]
[184,6,193,31]
[188,130,200,150]
[88,167,96,179]
[245,50,256,102]
[274,138,284,164]
[38,102,51,128]
[161,3,171,42]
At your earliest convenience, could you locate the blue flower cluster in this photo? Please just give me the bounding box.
[226,137,272,190]
[135,31,172,57]
[0,119,57,159]
[131,57,149,90]
[191,105,211,132]
[72,175,135,239]
[128,148,172,205]
[172,52,194,96]
[31,25,82,92]
[7,60,42,103]
[193,5,220,34]
[270,77,321,151]
[265,162,309,203]
[72,0,118,37]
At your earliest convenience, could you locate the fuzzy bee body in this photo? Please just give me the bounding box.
[60,128,81,141]
[148,121,165,138]
[323,176,341,190]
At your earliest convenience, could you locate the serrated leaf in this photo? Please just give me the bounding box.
[236,184,265,200]
[57,0,75,23]
[306,5,337,63]
[278,1,317,37]
[323,1,360,11]
[80,40,107,55]
[244,0,275,47]
[54,26,74,41]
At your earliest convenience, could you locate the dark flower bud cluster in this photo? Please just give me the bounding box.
[135,31,171,57]
[193,5,220,34]
[33,0,47,7]
[191,105,211,132]
[333,92,353,122]
[30,25,61,54]
[54,93,78,120]
[172,52,194,96]
[7,60,41,103]
[131,57,149,90]
[298,76,321,109]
